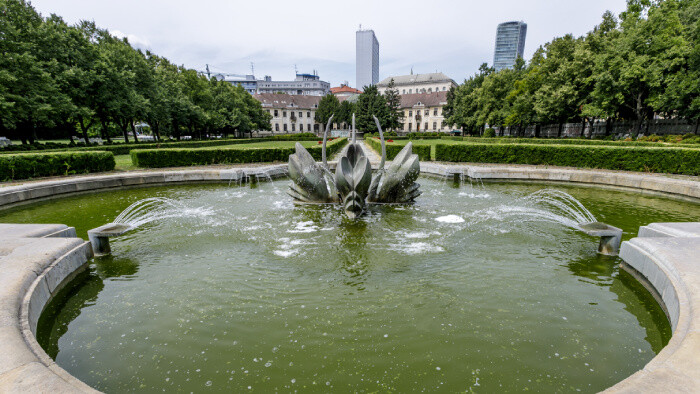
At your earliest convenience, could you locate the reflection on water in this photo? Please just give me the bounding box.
[3,179,698,392]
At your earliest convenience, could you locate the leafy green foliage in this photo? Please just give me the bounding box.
[444,0,700,136]
[131,139,348,168]
[0,151,115,181]
[354,86,390,132]
[314,94,340,125]
[434,143,700,175]
[365,138,431,161]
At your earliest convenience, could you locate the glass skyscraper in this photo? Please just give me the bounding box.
[356,29,379,90]
[493,21,527,71]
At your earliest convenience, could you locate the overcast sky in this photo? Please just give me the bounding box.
[30,0,627,87]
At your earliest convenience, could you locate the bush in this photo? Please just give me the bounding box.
[434,143,700,175]
[0,151,115,181]
[131,138,348,168]
[365,138,432,161]
[460,136,700,148]
[483,128,496,138]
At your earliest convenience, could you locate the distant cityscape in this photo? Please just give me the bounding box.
[208,21,527,133]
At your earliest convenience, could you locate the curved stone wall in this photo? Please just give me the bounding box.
[0,163,697,392]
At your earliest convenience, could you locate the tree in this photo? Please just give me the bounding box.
[336,100,355,129]
[383,78,403,130]
[355,85,390,132]
[314,94,340,126]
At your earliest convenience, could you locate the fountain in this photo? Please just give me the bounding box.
[288,114,421,218]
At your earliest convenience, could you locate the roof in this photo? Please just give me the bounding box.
[331,85,363,95]
[377,72,456,87]
[253,93,322,110]
[400,91,448,108]
[338,94,361,103]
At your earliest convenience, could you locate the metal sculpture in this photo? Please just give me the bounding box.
[287,113,421,218]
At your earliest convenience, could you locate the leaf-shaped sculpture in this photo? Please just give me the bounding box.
[367,116,421,203]
[335,143,372,218]
[287,117,337,204]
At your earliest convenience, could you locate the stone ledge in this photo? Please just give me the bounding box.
[606,223,700,392]
[0,224,96,393]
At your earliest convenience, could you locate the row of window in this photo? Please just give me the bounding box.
[274,123,314,132]
[407,108,441,117]
[405,122,443,131]
[270,110,313,118]
[401,86,448,94]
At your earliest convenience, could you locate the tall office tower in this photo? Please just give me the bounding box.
[356,28,379,90]
[493,21,527,71]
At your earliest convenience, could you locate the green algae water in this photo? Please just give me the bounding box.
[2,178,698,392]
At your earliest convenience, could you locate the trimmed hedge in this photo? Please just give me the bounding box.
[0,151,115,181]
[434,143,700,175]
[365,137,432,161]
[131,138,348,168]
[451,136,700,148]
[0,135,330,156]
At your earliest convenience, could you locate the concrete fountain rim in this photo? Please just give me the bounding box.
[0,163,698,392]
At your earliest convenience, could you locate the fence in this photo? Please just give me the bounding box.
[492,119,699,138]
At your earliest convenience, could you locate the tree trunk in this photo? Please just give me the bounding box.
[605,118,612,137]
[130,121,139,143]
[535,124,541,138]
[121,120,130,144]
[580,118,586,138]
[633,92,644,138]
[557,122,563,138]
[78,116,92,145]
[99,119,112,144]
[695,118,699,135]
[153,123,161,141]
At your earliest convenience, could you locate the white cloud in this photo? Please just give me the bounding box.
[110,29,151,50]
[31,0,628,87]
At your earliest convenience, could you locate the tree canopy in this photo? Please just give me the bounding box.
[444,0,700,136]
[0,0,271,143]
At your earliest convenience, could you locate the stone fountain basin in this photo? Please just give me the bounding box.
[578,221,622,236]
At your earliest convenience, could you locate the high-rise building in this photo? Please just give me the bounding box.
[493,21,527,71]
[356,28,379,90]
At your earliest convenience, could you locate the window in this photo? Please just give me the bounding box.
[425,109,429,116]
[409,110,413,117]
[443,87,446,91]
[291,123,295,132]
[275,124,279,132]
[299,112,303,118]
[283,124,287,131]
[402,89,406,94]
[433,122,437,130]
[408,123,412,131]
[409,89,412,94]
[434,108,438,116]
[307,112,311,118]
[425,122,429,130]
[428,88,432,93]
[283,111,287,117]
[308,124,312,132]
[274,110,278,117]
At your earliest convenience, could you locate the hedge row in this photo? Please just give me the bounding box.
[0,151,115,181]
[0,135,331,155]
[362,133,442,140]
[365,138,432,161]
[450,136,700,148]
[131,138,348,168]
[434,143,700,175]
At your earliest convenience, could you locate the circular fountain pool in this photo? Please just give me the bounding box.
[2,178,698,392]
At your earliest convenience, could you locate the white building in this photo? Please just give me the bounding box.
[256,73,330,96]
[493,21,527,71]
[254,93,322,134]
[399,91,450,132]
[377,72,457,95]
[356,29,379,90]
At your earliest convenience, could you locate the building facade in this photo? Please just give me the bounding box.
[377,72,456,95]
[256,73,330,96]
[331,84,363,98]
[212,74,258,95]
[254,93,322,133]
[493,21,527,71]
[356,29,379,90]
[399,91,449,132]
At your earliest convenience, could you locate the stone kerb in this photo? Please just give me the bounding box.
[0,224,96,392]
[0,164,698,392]
[606,223,700,392]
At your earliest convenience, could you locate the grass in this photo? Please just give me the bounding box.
[114,154,135,170]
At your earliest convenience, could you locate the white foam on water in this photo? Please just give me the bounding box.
[287,221,318,233]
[459,192,491,199]
[396,242,444,255]
[273,249,298,257]
[436,215,465,224]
